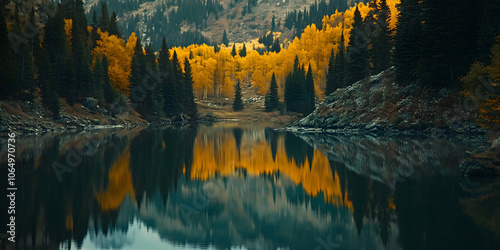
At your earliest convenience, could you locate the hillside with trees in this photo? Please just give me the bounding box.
[1,0,500,132]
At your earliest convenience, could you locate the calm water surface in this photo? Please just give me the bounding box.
[1,125,499,250]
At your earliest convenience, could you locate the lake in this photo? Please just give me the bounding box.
[1,125,499,250]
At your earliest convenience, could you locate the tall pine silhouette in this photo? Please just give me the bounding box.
[233,80,244,111]
[394,0,422,84]
[304,63,315,115]
[371,0,392,74]
[346,6,370,85]
[265,73,279,112]
[183,59,198,119]
[326,32,346,96]
[159,38,182,117]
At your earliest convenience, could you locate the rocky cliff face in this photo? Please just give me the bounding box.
[293,67,485,134]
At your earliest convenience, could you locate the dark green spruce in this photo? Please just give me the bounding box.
[265,73,279,112]
[233,80,244,111]
[346,6,370,85]
[183,59,198,118]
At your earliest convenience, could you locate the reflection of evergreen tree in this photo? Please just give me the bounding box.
[129,126,198,207]
[347,171,370,235]
[264,128,278,162]
[181,126,199,179]
[394,179,424,250]
[371,179,391,245]
[284,132,314,168]
[331,160,347,201]
[233,128,243,156]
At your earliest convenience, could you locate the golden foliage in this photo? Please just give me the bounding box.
[91,1,399,100]
[168,1,399,100]
[92,29,136,95]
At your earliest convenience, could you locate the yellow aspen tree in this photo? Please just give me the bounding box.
[93,29,135,95]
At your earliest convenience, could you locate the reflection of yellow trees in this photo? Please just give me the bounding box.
[189,129,352,208]
[66,213,73,230]
[94,147,136,211]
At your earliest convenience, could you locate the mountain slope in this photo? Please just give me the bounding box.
[84,0,367,49]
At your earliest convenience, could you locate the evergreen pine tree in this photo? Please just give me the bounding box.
[159,38,182,116]
[109,12,121,37]
[239,43,247,57]
[0,6,19,98]
[394,0,422,84]
[183,59,198,118]
[304,63,315,115]
[17,43,36,101]
[61,0,90,103]
[90,10,99,49]
[233,80,244,111]
[325,49,336,96]
[333,32,347,88]
[44,7,72,102]
[285,56,305,113]
[324,29,349,98]
[71,21,91,102]
[417,0,479,87]
[130,37,148,114]
[417,0,451,86]
[476,14,496,64]
[231,43,237,57]
[102,55,116,104]
[365,0,380,66]
[271,15,276,31]
[346,6,370,85]
[145,42,163,119]
[90,55,104,103]
[100,1,110,32]
[371,0,392,74]
[130,37,144,89]
[37,48,60,117]
[271,38,281,53]
[265,73,279,112]
[171,50,184,113]
[222,29,229,46]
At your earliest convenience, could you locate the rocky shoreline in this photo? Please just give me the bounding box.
[0,98,152,136]
[290,67,488,135]
[289,67,498,178]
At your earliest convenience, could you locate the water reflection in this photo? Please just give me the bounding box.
[0,126,499,249]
